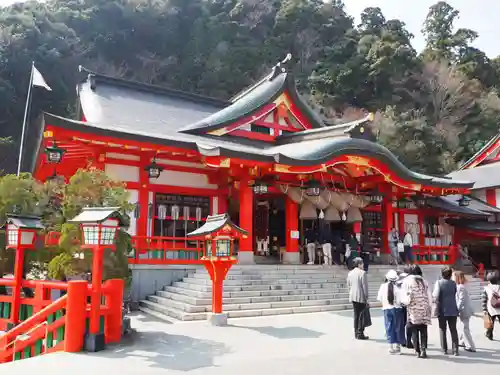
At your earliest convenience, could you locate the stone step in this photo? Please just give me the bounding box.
[181,276,364,286]
[140,297,383,322]
[157,289,353,305]
[164,285,361,299]
[137,305,178,324]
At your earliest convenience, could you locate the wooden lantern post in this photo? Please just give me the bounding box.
[187,213,248,326]
[2,214,44,327]
[69,207,127,352]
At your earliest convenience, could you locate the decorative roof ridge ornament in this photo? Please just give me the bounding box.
[269,53,292,81]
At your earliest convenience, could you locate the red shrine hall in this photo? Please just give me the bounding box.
[24,55,476,265]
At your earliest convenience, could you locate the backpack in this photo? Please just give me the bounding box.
[491,293,500,309]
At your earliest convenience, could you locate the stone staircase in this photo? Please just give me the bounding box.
[139,265,485,323]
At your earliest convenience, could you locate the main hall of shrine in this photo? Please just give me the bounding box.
[25,55,489,265]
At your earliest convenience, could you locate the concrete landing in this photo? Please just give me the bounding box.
[4,309,500,375]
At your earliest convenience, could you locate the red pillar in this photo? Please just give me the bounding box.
[10,248,25,325]
[104,279,124,344]
[239,180,254,260]
[64,281,88,353]
[203,260,234,314]
[381,186,394,254]
[137,155,150,237]
[418,211,425,246]
[89,246,104,335]
[285,197,299,263]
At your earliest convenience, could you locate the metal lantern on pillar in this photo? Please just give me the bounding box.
[144,157,164,179]
[187,214,248,324]
[68,207,127,352]
[416,195,427,207]
[4,214,44,250]
[44,141,66,164]
[457,195,471,207]
[69,207,127,250]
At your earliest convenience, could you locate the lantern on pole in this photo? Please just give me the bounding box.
[187,214,247,326]
[69,207,127,352]
[158,204,167,236]
[2,214,44,327]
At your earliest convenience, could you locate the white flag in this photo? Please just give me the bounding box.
[32,65,52,91]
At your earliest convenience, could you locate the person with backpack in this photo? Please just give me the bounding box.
[482,270,500,340]
[377,270,405,354]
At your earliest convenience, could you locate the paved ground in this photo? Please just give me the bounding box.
[4,310,500,375]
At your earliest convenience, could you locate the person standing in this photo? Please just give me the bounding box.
[433,266,460,355]
[401,264,432,358]
[361,232,372,273]
[402,231,413,264]
[453,270,476,352]
[305,225,317,265]
[377,270,405,354]
[347,257,369,340]
[388,228,399,265]
[319,223,332,266]
[482,270,500,340]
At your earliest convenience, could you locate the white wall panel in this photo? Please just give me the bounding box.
[150,170,217,189]
[126,189,138,236]
[106,152,140,161]
[105,164,139,182]
[471,189,486,203]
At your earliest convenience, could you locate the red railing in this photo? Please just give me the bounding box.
[412,245,454,265]
[129,236,205,265]
[0,278,124,363]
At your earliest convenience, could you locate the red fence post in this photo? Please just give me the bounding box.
[64,281,88,353]
[104,279,124,344]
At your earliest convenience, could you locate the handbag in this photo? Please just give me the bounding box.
[490,288,500,308]
[397,242,405,253]
[361,306,372,328]
[484,314,493,330]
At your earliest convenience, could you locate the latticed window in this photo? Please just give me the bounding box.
[7,229,18,246]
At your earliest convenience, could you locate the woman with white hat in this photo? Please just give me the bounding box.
[377,269,406,354]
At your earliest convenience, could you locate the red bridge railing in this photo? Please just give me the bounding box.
[0,278,124,363]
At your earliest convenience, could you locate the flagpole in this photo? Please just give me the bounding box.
[17,61,34,176]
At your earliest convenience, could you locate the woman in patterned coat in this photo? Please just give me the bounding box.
[401,264,432,358]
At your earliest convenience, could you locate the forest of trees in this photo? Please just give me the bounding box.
[1,0,500,175]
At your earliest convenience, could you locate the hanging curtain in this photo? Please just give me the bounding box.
[340,192,370,209]
[304,192,329,210]
[279,186,304,204]
[324,205,341,222]
[328,191,350,212]
[345,206,363,223]
[300,200,317,219]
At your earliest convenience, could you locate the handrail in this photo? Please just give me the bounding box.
[2,295,67,343]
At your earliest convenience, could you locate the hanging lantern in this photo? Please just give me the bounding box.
[302,180,323,197]
[144,157,164,179]
[369,194,383,204]
[416,195,427,206]
[44,141,66,164]
[183,206,190,219]
[457,195,471,207]
[251,180,268,195]
[195,207,202,222]
[157,204,167,220]
[171,205,180,220]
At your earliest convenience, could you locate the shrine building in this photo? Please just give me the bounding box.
[24,55,477,266]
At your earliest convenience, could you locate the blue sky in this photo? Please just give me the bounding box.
[1,0,499,57]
